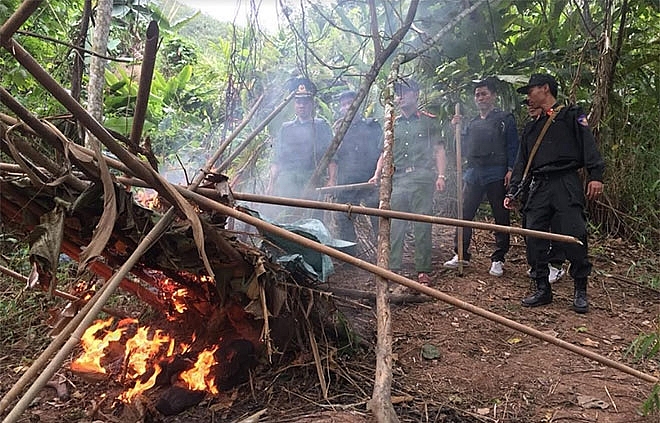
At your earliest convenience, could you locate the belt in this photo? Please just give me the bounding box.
[531,169,575,180]
[394,166,418,175]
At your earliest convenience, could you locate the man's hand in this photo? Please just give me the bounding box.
[586,180,604,201]
[435,175,446,192]
[368,174,379,184]
[503,196,515,210]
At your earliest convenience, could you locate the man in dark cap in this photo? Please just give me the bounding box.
[443,77,519,277]
[505,73,605,313]
[267,77,335,212]
[330,90,383,244]
[369,78,447,285]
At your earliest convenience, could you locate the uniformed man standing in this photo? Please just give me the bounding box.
[369,78,447,285]
[504,73,605,313]
[331,90,383,243]
[444,77,519,277]
[267,78,335,205]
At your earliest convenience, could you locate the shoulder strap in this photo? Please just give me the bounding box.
[521,105,565,181]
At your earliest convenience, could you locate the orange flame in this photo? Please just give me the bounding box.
[119,364,162,403]
[180,346,219,394]
[71,319,127,374]
[124,327,171,379]
[172,288,188,313]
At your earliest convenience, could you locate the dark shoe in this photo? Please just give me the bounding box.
[573,289,588,313]
[521,280,552,307]
[418,272,432,285]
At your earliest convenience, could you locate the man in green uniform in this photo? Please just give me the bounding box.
[369,78,447,284]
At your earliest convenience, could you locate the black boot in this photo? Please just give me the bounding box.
[522,279,552,307]
[573,278,589,313]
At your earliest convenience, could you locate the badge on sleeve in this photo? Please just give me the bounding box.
[577,114,589,127]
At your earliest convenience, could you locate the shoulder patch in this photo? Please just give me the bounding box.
[577,114,589,127]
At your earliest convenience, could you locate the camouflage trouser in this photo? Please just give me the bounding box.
[389,173,435,273]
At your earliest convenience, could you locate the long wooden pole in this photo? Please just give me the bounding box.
[107,178,582,245]
[177,188,659,386]
[455,103,464,275]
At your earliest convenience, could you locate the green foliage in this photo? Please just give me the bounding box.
[627,328,660,415]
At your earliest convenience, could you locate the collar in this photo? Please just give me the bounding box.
[544,103,564,117]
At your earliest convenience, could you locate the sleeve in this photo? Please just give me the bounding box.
[272,125,286,166]
[318,119,335,161]
[574,109,605,182]
[428,115,444,146]
[504,113,519,170]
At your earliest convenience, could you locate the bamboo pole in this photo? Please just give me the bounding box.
[455,103,465,275]
[215,91,294,173]
[108,177,582,244]
[0,0,41,40]
[129,20,158,150]
[315,182,374,193]
[230,192,582,245]
[177,188,660,386]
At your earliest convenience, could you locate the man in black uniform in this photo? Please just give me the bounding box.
[330,90,383,243]
[504,73,605,313]
[444,77,519,277]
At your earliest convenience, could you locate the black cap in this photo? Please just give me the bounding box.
[394,78,420,95]
[287,77,317,98]
[516,73,558,95]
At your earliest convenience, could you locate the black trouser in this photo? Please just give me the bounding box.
[522,213,566,267]
[335,188,378,243]
[524,172,591,281]
[453,179,510,262]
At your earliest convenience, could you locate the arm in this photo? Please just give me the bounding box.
[504,114,519,187]
[434,144,447,192]
[327,161,338,186]
[575,111,605,200]
[368,153,384,184]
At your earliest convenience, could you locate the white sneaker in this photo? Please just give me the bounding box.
[549,264,565,283]
[489,261,504,277]
[443,254,469,268]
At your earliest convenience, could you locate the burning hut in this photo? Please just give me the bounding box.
[0,5,345,419]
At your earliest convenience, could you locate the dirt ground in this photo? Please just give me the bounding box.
[2,220,659,422]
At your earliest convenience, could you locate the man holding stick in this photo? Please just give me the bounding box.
[444,77,519,277]
[329,90,382,244]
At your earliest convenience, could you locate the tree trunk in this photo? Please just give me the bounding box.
[589,0,628,143]
[368,58,401,423]
[85,0,112,147]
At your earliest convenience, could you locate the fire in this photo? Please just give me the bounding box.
[123,327,172,379]
[119,364,162,403]
[180,347,219,394]
[72,317,223,403]
[71,318,129,374]
[171,288,188,313]
[135,188,159,209]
